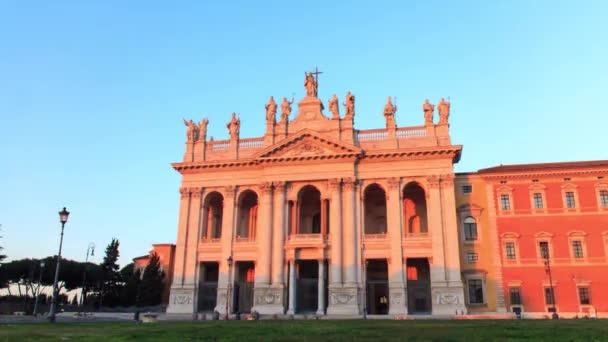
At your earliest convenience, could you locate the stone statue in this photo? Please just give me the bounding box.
[183,119,197,142]
[344,91,355,118]
[328,94,340,119]
[384,96,397,127]
[280,97,293,122]
[198,118,209,141]
[304,72,317,97]
[438,98,450,124]
[423,99,435,125]
[226,112,240,140]
[265,96,277,123]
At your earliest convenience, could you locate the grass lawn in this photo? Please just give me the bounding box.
[1,319,607,341]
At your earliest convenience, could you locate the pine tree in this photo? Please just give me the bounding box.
[100,238,121,307]
[119,263,140,307]
[138,253,165,307]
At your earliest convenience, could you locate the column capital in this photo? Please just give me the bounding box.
[224,185,236,199]
[426,175,441,189]
[387,177,401,191]
[272,181,286,192]
[259,182,274,195]
[179,187,189,199]
[328,178,342,191]
[440,174,455,187]
[342,178,358,191]
[189,187,203,198]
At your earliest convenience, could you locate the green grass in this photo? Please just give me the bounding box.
[1,319,607,341]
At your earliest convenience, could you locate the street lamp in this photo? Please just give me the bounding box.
[544,253,559,319]
[225,255,233,320]
[79,242,95,315]
[48,207,69,323]
[33,261,45,316]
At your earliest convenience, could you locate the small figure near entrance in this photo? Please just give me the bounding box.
[227,112,240,140]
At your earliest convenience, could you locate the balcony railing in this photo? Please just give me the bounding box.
[238,137,265,149]
[403,232,430,238]
[208,140,230,151]
[356,129,388,141]
[364,233,388,239]
[396,126,426,138]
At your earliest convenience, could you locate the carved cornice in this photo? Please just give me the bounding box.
[189,187,203,198]
[272,181,286,191]
[441,174,455,187]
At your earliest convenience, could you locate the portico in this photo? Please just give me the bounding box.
[167,71,466,317]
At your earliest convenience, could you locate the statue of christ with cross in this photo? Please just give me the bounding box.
[304,67,322,97]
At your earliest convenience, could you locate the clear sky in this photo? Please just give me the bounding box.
[1,1,607,266]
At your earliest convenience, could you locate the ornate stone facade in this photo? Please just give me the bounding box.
[167,72,465,317]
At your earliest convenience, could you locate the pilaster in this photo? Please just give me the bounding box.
[215,186,236,314]
[485,183,507,313]
[386,178,407,315]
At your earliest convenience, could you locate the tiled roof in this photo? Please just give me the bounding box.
[477,160,608,174]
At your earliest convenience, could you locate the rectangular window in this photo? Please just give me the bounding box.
[505,242,516,259]
[544,288,555,305]
[578,287,590,305]
[466,252,478,263]
[509,287,522,305]
[539,241,550,259]
[572,240,584,258]
[565,191,576,208]
[468,279,484,304]
[464,218,478,241]
[462,185,473,194]
[533,193,544,209]
[500,194,511,210]
[600,190,608,207]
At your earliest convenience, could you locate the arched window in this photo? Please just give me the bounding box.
[298,185,321,234]
[403,183,428,234]
[202,192,224,240]
[236,190,258,240]
[463,217,478,241]
[364,184,387,234]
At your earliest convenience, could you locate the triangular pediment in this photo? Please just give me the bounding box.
[256,129,361,160]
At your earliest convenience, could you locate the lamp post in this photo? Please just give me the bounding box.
[48,207,70,323]
[79,242,95,314]
[225,255,233,320]
[544,253,559,319]
[33,261,45,316]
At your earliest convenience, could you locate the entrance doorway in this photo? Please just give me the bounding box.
[366,259,389,315]
[406,258,431,314]
[233,261,255,314]
[296,260,319,313]
[197,262,219,312]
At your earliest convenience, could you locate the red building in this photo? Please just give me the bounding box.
[478,161,608,318]
[133,244,176,305]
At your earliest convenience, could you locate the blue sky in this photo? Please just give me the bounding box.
[1,1,606,266]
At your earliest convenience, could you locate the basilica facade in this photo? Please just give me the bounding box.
[165,74,608,318]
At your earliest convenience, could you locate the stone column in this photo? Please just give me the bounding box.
[287,260,296,315]
[328,179,342,285]
[255,182,273,285]
[254,182,285,314]
[437,174,466,313]
[386,178,407,315]
[317,260,326,315]
[426,176,447,286]
[167,187,196,314]
[343,178,358,285]
[215,186,236,315]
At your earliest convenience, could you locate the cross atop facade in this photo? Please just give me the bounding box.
[311,66,323,85]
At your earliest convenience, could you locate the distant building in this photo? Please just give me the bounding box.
[155,72,607,318]
[133,244,176,305]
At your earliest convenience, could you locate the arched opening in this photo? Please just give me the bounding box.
[463,216,478,241]
[403,183,428,234]
[236,190,258,240]
[298,185,321,234]
[364,184,387,234]
[202,192,223,240]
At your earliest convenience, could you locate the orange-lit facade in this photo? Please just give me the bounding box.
[158,73,607,318]
[133,243,176,305]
